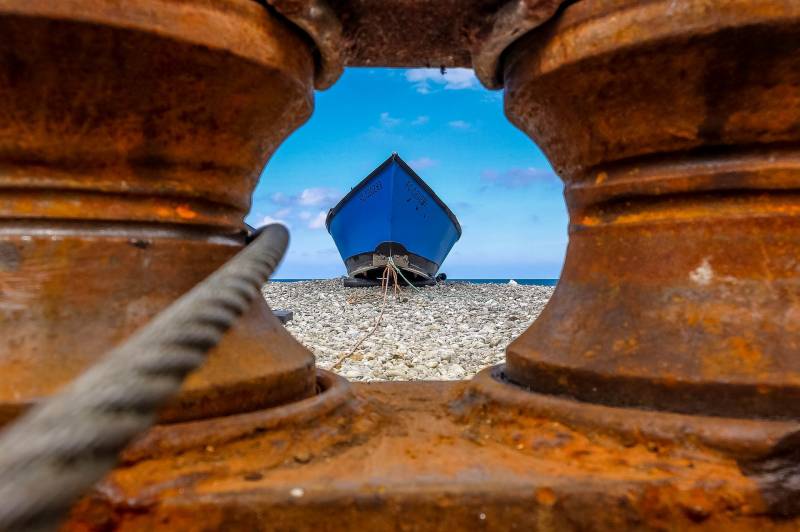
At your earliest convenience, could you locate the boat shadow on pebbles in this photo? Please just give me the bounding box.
[261,280,555,381]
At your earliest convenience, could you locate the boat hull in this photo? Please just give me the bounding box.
[342,242,439,286]
[326,154,461,282]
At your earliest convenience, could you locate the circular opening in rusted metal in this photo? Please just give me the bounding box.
[255,67,565,382]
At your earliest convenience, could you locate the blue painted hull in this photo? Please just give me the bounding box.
[326,154,461,280]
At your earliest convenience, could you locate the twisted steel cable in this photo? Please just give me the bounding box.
[0,224,289,531]
[740,430,800,517]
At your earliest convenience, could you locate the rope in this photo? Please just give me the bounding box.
[386,256,424,293]
[0,224,289,532]
[386,260,482,302]
[333,256,446,370]
[331,263,398,371]
[333,255,460,370]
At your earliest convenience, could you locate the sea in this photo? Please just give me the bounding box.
[451,279,558,286]
[274,279,559,286]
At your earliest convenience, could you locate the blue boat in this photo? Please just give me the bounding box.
[326,153,461,286]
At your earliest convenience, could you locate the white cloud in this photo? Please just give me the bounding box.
[270,191,289,204]
[260,214,290,228]
[298,187,340,207]
[255,202,334,231]
[480,167,558,189]
[448,120,472,130]
[405,68,479,94]
[272,187,340,208]
[308,211,327,230]
[380,112,402,128]
[411,115,429,126]
[483,91,504,103]
[409,157,437,170]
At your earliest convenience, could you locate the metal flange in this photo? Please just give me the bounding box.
[470,0,565,89]
[262,0,344,89]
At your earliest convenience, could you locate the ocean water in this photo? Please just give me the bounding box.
[274,278,559,286]
[450,279,558,286]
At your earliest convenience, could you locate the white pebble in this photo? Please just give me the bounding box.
[262,280,553,381]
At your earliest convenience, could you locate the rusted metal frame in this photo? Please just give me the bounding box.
[0,0,319,426]
[4,0,800,527]
[261,0,566,89]
[470,0,567,88]
[259,0,345,89]
[67,379,789,530]
[502,0,800,418]
[499,0,800,515]
[0,225,290,531]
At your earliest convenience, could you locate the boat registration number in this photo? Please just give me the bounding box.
[360,180,383,201]
[405,180,427,208]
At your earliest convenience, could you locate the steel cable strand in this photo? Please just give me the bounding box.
[740,429,800,517]
[0,224,289,532]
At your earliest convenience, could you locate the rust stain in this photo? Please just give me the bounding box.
[0,0,317,426]
[504,0,800,421]
[175,204,197,219]
[64,380,791,530]
[2,0,800,528]
[535,487,557,506]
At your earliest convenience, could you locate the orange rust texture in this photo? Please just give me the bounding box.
[324,0,559,70]
[65,379,798,530]
[503,0,800,419]
[0,0,319,423]
[3,0,800,529]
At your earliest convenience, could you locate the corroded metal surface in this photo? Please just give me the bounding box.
[474,368,799,460]
[2,0,800,528]
[262,0,344,89]
[503,0,800,419]
[266,0,563,87]
[64,377,799,530]
[470,0,564,88]
[327,0,507,68]
[0,0,318,424]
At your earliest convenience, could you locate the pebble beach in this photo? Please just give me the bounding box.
[262,280,554,381]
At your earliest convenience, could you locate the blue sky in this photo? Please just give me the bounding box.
[245,68,568,279]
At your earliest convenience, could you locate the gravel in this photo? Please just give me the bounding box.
[262,279,554,381]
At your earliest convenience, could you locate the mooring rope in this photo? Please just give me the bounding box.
[333,255,449,370]
[335,257,477,373]
[331,263,399,371]
[0,224,289,532]
[387,256,424,293]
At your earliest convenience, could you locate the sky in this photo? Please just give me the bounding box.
[245,68,568,279]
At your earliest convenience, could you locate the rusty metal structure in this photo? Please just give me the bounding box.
[1,0,800,529]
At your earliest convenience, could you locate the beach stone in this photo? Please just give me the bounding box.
[273,309,293,324]
[262,280,554,381]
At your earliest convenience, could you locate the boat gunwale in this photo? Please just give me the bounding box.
[324,153,463,238]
